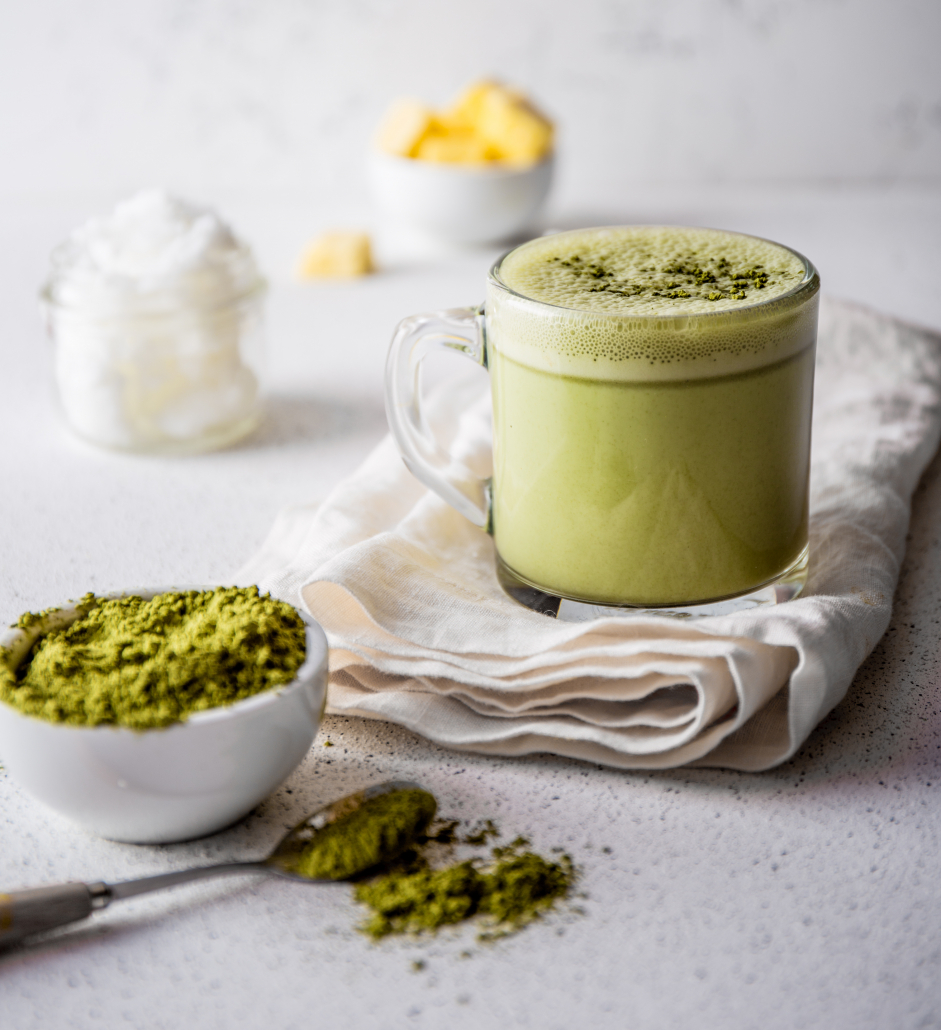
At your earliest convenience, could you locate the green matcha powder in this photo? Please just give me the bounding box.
[294,789,440,882]
[354,834,576,940]
[283,788,575,941]
[293,790,577,941]
[0,586,307,729]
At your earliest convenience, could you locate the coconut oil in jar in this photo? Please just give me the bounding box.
[42,191,265,455]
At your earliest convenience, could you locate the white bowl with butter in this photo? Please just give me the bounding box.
[0,588,328,844]
[370,81,555,246]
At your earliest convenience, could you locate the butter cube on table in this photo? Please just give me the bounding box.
[296,232,374,279]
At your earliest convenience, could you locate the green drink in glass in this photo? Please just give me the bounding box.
[386,226,819,617]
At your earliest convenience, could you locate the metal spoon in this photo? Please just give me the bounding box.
[0,781,435,948]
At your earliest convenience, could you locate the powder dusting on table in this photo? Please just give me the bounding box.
[352,821,576,941]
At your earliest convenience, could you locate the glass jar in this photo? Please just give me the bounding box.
[40,208,266,456]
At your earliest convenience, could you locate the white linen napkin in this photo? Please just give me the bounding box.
[237,298,941,770]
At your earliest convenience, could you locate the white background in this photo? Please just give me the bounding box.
[4,0,939,206]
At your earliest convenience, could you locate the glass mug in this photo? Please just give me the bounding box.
[385,227,820,617]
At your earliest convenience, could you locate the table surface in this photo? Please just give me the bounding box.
[2,187,941,1030]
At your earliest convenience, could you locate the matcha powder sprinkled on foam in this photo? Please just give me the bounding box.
[499,226,806,317]
[0,586,307,729]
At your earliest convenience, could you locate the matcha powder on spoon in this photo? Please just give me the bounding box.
[0,586,307,729]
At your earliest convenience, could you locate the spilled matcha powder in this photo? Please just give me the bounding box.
[327,801,576,941]
[0,586,306,729]
[355,835,575,940]
[286,788,576,940]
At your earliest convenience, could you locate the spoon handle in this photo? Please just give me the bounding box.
[0,862,266,947]
[0,883,104,947]
[105,861,267,902]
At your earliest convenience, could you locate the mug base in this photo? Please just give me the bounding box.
[496,547,809,622]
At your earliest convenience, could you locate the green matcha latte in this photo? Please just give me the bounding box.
[486,226,820,607]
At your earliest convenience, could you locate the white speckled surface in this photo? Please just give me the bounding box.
[1,188,940,1028]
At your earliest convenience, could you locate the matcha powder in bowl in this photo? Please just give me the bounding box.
[0,586,327,842]
[0,586,307,729]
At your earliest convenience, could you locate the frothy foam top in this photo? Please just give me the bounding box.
[498,226,806,315]
[488,226,817,382]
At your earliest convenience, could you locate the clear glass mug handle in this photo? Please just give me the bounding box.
[384,305,490,529]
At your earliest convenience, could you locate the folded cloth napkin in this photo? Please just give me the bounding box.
[237,298,941,771]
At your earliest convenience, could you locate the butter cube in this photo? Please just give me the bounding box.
[448,80,509,128]
[374,98,436,158]
[296,231,374,279]
[451,81,553,165]
[413,121,492,163]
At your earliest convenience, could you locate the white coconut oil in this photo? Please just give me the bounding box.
[42,191,265,454]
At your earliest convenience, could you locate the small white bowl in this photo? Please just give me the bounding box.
[369,150,554,246]
[0,588,328,844]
